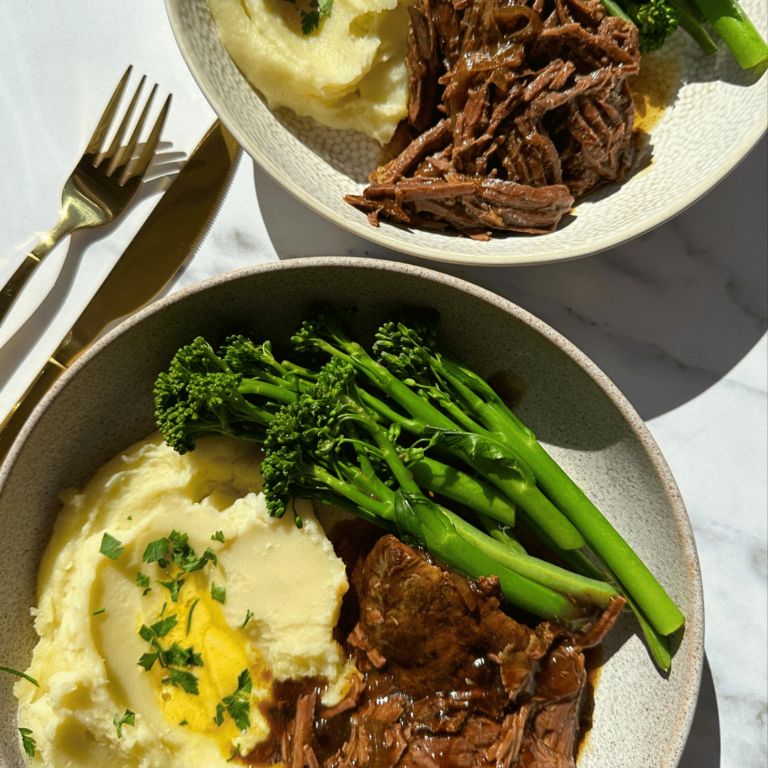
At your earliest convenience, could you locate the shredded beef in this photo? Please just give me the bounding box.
[265,531,624,768]
[345,0,639,237]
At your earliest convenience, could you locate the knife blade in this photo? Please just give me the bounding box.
[0,120,240,464]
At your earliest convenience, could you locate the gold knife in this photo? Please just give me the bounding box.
[0,120,240,465]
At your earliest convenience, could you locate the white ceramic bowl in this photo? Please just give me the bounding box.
[165,0,766,266]
[0,258,703,766]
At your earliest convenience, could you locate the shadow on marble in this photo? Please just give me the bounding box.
[253,135,767,422]
[679,654,721,767]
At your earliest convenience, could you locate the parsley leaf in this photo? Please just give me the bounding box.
[136,572,151,591]
[318,0,333,16]
[227,745,241,762]
[100,532,124,560]
[158,574,185,602]
[240,609,255,629]
[143,537,171,566]
[165,642,204,668]
[0,667,39,687]
[219,669,252,731]
[211,583,226,604]
[301,9,320,34]
[19,728,36,757]
[163,668,200,695]
[138,652,159,671]
[215,702,225,726]
[211,531,225,543]
[187,598,200,635]
[179,719,188,726]
[151,615,179,638]
[92,608,106,616]
[114,709,135,738]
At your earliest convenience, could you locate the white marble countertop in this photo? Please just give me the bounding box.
[0,3,765,767]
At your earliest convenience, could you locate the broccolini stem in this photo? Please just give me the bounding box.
[691,0,768,67]
[449,513,619,608]
[670,0,719,53]
[472,509,527,555]
[409,455,517,528]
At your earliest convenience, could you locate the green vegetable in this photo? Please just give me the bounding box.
[114,709,135,738]
[154,311,686,667]
[163,668,200,695]
[602,0,679,51]
[92,608,106,616]
[240,609,255,629]
[136,572,152,595]
[211,531,225,543]
[372,311,684,638]
[158,575,185,602]
[0,666,39,687]
[690,0,768,68]
[260,357,595,623]
[211,583,227,604]
[19,728,36,757]
[187,598,200,635]
[99,532,124,560]
[217,669,253,731]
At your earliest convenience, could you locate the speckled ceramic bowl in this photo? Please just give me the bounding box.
[165,0,766,266]
[0,259,703,766]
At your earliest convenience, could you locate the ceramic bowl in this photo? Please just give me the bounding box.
[165,0,766,266]
[0,258,703,766]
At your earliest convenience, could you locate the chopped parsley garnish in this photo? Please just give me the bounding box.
[240,609,254,629]
[19,728,36,757]
[100,532,124,560]
[158,574,185,602]
[165,642,204,668]
[187,598,200,635]
[136,572,152,595]
[138,652,160,671]
[179,719,188,726]
[143,537,171,566]
[211,583,226,604]
[217,669,252,731]
[151,614,178,637]
[162,668,200,695]
[160,601,168,617]
[227,745,241,762]
[93,608,106,616]
[114,709,135,738]
[0,667,39,687]
[211,531,225,543]
[143,531,218,572]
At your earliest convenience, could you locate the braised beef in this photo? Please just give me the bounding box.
[240,530,624,767]
[345,0,640,237]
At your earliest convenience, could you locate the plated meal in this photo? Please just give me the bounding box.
[200,0,766,240]
[166,0,767,263]
[6,301,690,764]
[0,259,704,767]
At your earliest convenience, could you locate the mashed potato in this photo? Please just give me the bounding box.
[15,436,352,767]
[207,0,414,143]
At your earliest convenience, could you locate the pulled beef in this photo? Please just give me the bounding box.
[258,532,624,768]
[345,0,640,238]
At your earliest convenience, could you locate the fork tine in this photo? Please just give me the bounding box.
[102,75,147,173]
[119,94,172,186]
[85,66,133,155]
[110,83,157,175]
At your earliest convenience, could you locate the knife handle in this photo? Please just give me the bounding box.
[0,358,67,467]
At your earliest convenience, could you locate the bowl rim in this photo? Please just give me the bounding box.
[164,0,767,267]
[0,256,704,767]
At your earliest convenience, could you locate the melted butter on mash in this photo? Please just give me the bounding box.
[206,0,415,144]
[15,435,352,767]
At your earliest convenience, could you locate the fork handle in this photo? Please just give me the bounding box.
[0,358,66,468]
[0,216,77,328]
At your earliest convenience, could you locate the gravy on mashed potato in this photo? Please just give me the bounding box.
[206,0,415,144]
[15,435,355,766]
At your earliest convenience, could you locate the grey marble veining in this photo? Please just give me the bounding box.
[0,2,765,766]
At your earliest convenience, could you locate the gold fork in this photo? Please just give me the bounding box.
[0,66,171,328]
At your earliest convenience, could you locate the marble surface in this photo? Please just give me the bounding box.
[0,3,765,767]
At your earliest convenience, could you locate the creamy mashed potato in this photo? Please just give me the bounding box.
[207,0,414,143]
[15,436,351,767]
